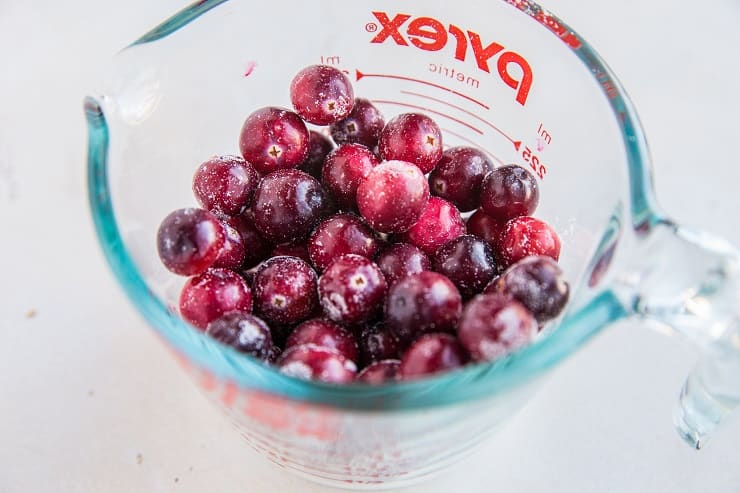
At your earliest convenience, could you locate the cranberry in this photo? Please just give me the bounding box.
[376,243,431,286]
[428,147,494,212]
[379,113,442,173]
[271,242,312,264]
[498,216,561,267]
[318,254,387,325]
[357,322,400,365]
[330,98,385,148]
[286,318,358,362]
[356,161,429,233]
[253,256,318,325]
[226,214,272,269]
[278,345,357,384]
[467,208,505,250]
[433,235,497,298]
[308,214,381,271]
[251,169,330,244]
[179,268,252,330]
[239,107,309,174]
[212,221,246,269]
[290,65,354,125]
[399,334,468,379]
[205,312,273,360]
[322,143,380,210]
[480,165,539,222]
[299,131,334,181]
[192,155,259,216]
[385,271,462,343]
[157,208,225,276]
[400,197,465,256]
[357,360,401,384]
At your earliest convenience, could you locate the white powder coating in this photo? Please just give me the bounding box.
[322,292,349,320]
[279,360,314,380]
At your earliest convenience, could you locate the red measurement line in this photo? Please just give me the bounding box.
[401,90,515,144]
[371,100,483,135]
[357,70,489,110]
[439,127,506,166]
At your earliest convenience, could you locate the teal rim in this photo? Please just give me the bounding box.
[86,0,653,410]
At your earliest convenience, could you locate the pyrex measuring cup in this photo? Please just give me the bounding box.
[85,0,740,488]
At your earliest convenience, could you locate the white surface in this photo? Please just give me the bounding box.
[1,1,739,492]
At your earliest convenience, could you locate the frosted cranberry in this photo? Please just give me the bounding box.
[278,345,357,384]
[299,131,334,180]
[290,65,354,125]
[308,214,381,271]
[358,323,400,365]
[157,208,225,276]
[356,161,429,233]
[192,155,259,216]
[376,243,431,286]
[400,197,465,256]
[467,209,505,250]
[286,318,358,362]
[322,143,380,209]
[212,221,246,269]
[399,334,468,379]
[385,271,462,343]
[271,242,312,264]
[480,165,539,222]
[205,312,273,360]
[252,169,330,244]
[330,98,385,148]
[498,216,561,267]
[239,107,309,174]
[253,256,318,325]
[433,235,497,298]
[179,268,252,330]
[318,254,387,325]
[457,293,537,362]
[226,214,271,269]
[428,147,494,212]
[357,360,401,384]
[379,113,442,173]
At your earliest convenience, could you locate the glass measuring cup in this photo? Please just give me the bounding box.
[84,0,740,488]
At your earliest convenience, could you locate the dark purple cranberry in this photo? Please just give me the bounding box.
[290,65,354,125]
[286,318,358,362]
[330,98,385,148]
[308,214,382,271]
[466,209,505,250]
[205,312,273,360]
[358,323,400,365]
[157,208,225,276]
[251,169,330,244]
[322,143,380,210]
[179,268,252,330]
[278,345,357,383]
[428,147,494,212]
[192,155,259,216]
[356,161,429,234]
[271,242,312,264]
[457,293,537,362]
[498,216,561,267]
[318,254,387,325]
[357,360,401,384]
[376,243,431,286]
[480,165,539,222]
[385,271,462,343]
[399,334,468,379]
[226,214,272,269]
[433,235,497,298]
[212,221,246,269]
[239,107,309,174]
[299,131,334,180]
[400,197,465,256]
[379,113,443,173]
[253,256,318,325]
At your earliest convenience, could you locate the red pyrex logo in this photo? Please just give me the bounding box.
[369,12,533,106]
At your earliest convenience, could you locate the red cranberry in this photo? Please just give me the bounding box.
[498,216,561,267]
[399,334,468,379]
[308,214,382,271]
[253,256,318,325]
[286,318,358,362]
[376,243,431,286]
[385,271,462,343]
[400,197,465,256]
[318,254,387,325]
[252,169,330,244]
[379,113,443,173]
[212,221,246,269]
[278,345,357,384]
[226,214,272,269]
[433,235,497,298]
[428,147,494,212]
[480,165,539,222]
[358,322,401,365]
[322,143,380,210]
[467,209,505,250]
[192,155,259,216]
[239,107,309,174]
[271,242,312,264]
[179,268,252,330]
[330,98,385,148]
[157,208,225,276]
[299,130,334,181]
[205,312,273,360]
[290,65,354,125]
[357,360,401,384]
[356,161,429,234]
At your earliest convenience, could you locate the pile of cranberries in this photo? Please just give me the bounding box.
[156,65,569,385]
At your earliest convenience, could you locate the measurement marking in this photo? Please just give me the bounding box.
[438,127,505,166]
[356,69,489,110]
[371,100,483,135]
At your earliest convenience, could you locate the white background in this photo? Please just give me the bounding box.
[1,1,739,491]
